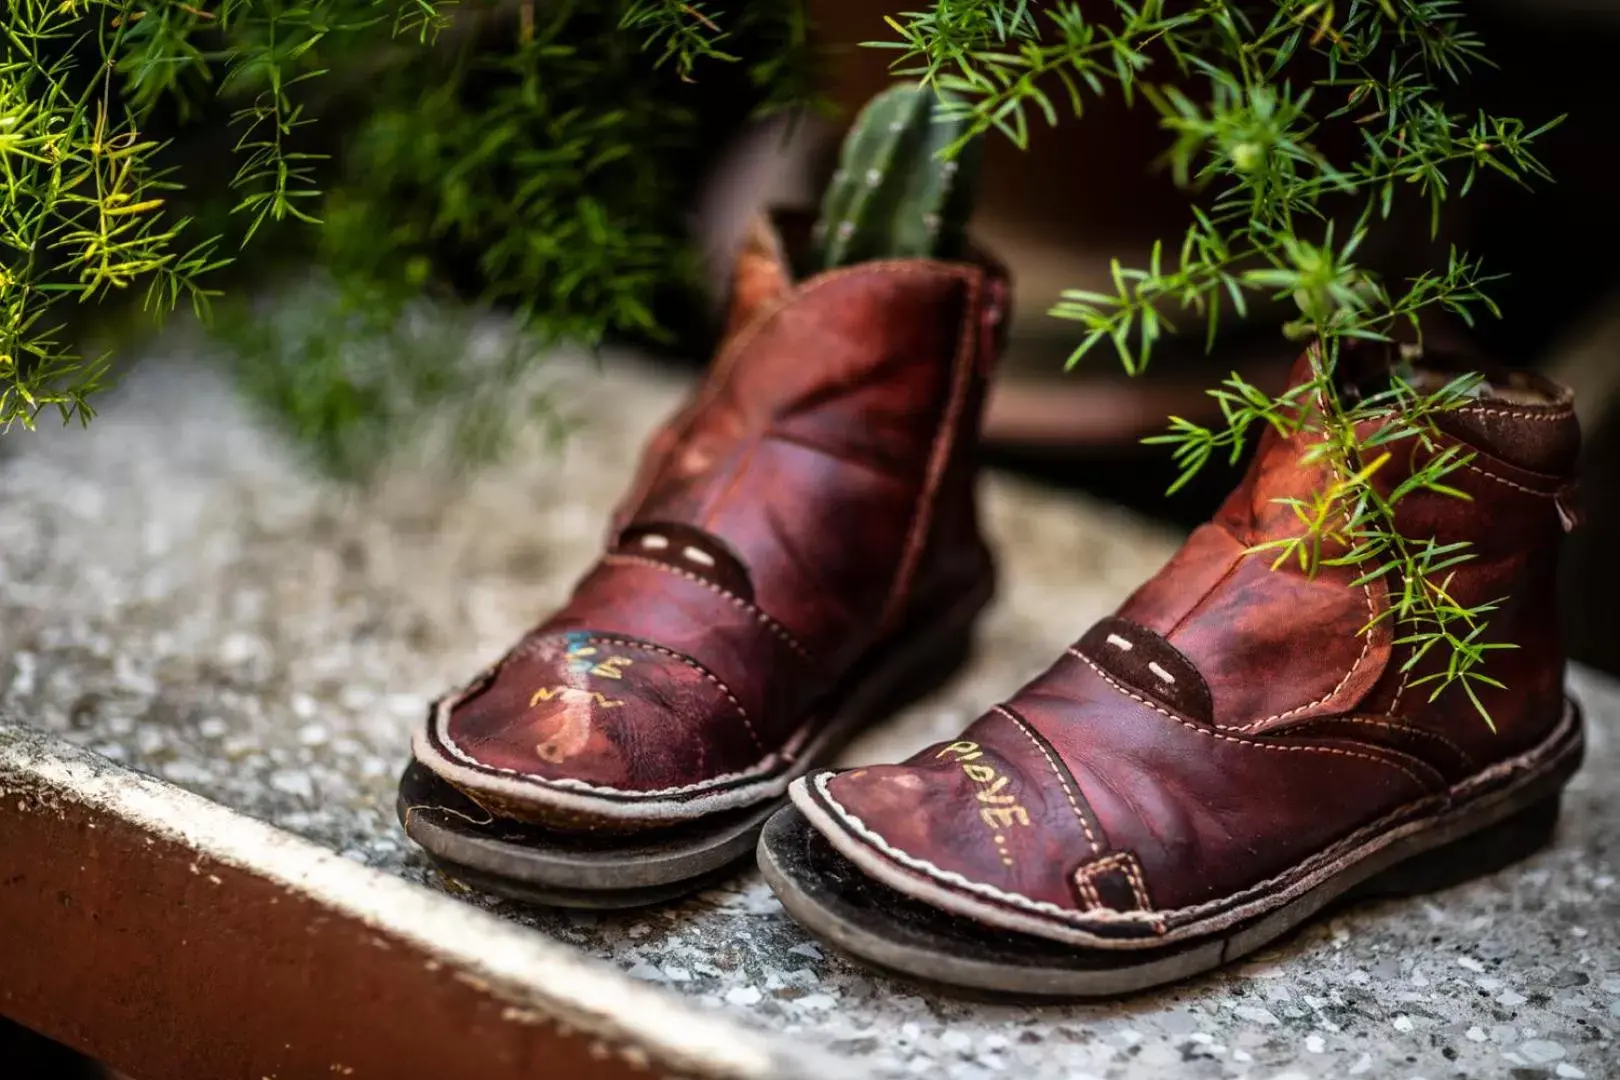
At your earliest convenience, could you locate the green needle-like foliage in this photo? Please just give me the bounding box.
[1,0,817,464]
[877,0,1561,725]
[0,0,1563,720]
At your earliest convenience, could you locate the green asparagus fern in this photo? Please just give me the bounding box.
[0,0,816,462]
[876,0,1560,724]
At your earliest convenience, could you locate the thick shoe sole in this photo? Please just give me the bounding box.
[758,698,1583,996]
[397,588,987,909]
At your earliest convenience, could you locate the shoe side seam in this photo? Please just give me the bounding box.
[1157,523,1246,640]
[433,752,783,800]
[1237,581,1379,730]
[1068,648,1433,791]
[603,553,815,662]
[1461,460,1560,497]
[993,704,1102,858]
[1320,715,1477,771]
[1387,649,1416,713]
[877,269,982,635]
[1452,404,1574,422]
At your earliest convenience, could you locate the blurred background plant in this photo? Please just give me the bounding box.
[4,2,1619,683]
[0,0,819,474]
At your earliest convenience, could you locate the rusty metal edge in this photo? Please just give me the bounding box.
[0,721,846,1080]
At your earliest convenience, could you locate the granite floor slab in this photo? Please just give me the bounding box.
[2,347,1615,1080]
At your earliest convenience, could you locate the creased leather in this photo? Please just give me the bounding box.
[803,348,1580,938]
[419,212,1008,825]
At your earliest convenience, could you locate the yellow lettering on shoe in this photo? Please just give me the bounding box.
[529,686,625,709]
[974,775,1017,804]
[979,805,1031,829]
[560,641,635,681]
[562,641,634,679]
[590,656,633,679]
[931,738,1034,865]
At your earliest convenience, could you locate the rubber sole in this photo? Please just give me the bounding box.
[399,586,986,909]
[759,700,1583,997]
[397,762,781,908]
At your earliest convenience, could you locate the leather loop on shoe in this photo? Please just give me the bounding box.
[1077,617,1214,725]
[615,521,755,600]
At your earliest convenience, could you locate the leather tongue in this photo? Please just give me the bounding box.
[723,214,796,340]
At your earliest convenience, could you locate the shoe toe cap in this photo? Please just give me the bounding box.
[804,736,1100,915]
[794,699,1172,940]
[424,632,772,817]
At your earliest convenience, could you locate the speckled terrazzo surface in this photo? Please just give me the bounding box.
[2,345,1616,1080]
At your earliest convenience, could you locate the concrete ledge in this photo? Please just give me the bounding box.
[0,722,829,1080]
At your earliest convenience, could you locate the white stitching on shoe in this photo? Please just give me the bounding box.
[1123,854,1152,910]
[1068,649,1432,789]
[1105,633,1134,651]
[993,705,1101,857]
[1147,662,1176,685]
[1074,873,1102,909]
[1238,582,1379,730]
[433,632,771,798]
[604,553,814,662]
[1388,652,1415,714]
[1461,460,1558,497]
[1452,404,1573,422]
[438,747,783,799]
[1072,850,1153,911]
[812,700,1574,930]
[1325,715,1476,769]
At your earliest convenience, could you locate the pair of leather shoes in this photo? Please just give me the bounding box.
[399,215,1584,995]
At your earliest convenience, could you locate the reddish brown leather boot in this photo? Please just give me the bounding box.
[401,213,1010,906]
[762,347,1584,993]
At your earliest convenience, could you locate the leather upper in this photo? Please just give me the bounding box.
[799,346,1581,941]
[416,213,1009,825]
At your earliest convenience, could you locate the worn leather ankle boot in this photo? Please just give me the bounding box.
[762,346,1584,993]
[401,212,1010,906]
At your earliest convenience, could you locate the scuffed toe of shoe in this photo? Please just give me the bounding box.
[791,707,1159,938]
[414,630,777,828]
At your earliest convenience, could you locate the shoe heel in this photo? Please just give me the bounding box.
[1352,796,1561,901]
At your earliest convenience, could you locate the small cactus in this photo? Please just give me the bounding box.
[811,83,984,270]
